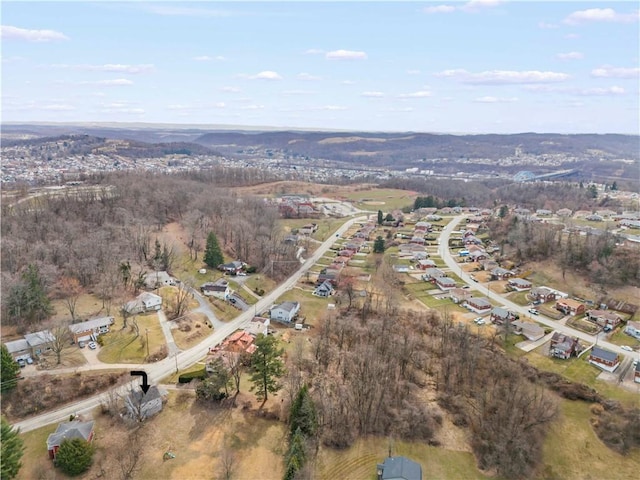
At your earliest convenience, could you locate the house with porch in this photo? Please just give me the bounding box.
[449,288,473,304]
[313,280,334,297]
[68,316,115,344]
[270,301,301,324]
[555,298,585,316]
[490,307,517,325]
[490,267,513,280]
[508,278,532,291]
[530,287,557,303]
[218,261,245,275]
[465,297,492,315]
[201,279,230,300]
[588,347,620,372]
[47,420,94,460]
[435,276,457,291]
[123,292,163,314]
[421,268,445,281]
[416,259,436,270]
[550,332,581,359]
[586,310,623,328]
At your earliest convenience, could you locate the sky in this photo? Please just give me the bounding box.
[1,1,639,134]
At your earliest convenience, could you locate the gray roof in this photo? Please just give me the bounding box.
[591,347,618,363]
[4,339,30,353]
[128,385,163,405]
[69,316,114,334]
[492,307,509,318]
[24,330,55,347]
[274,301,300,313]
[469,297,492,308]
[47,421,94,449]
[510,278,531,286]
[379,456,422,480]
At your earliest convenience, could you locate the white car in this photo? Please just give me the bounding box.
[476,319,486,325]
[88,342,97,350]
[621,345,633,352]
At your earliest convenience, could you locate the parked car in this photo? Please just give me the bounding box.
[603,325,612,332]
[26,357,34,365]
[237,272,247,276]
[88,342,97,350]
[229,298,236,304]
[528,309,539,315]
[17,359,26,368]
[476,319,486,325]
[621,345,633,352]
[473,317,484,324]
[78,340,86,348]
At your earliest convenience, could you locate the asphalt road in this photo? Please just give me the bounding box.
[439,216,636,361]
[13,215,367,433]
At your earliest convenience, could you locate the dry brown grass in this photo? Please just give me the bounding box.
[171,312,212,350]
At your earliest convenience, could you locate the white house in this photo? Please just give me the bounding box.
[143,271,176,289]
[68,316,115,343]
[201,279,230,300]
[245,316,270,337]
[124,292,163,315]
[125,386,167,421]
[270,301,300,324]
[624,321,640,340]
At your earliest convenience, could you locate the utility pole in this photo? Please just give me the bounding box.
[145,328,150,358]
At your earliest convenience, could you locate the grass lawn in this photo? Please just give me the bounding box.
[276,289,334,326]
[243,274,277,296]
[316,436,490,480]
[541,399,640,480]
[607,328,640,348]
[97,313,165,363]
[526,350,639,406]
[172,312,213,351]
[278,218,345,241]
[206,297,241,322]
[506,290,531,306]
[49,293,110,323]
[158,286,199,311]
[341,188,418,211]
[17,422,60,480]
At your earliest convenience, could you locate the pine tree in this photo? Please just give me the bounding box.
[1,417,24,480]
[55,438,94,476]
[1,345,20,392]
[6,264,53,325]
[250,334,285,403]
[203,231,223,269]
[373,236,386,253]
[377,210,383,225]
[289,385,317,438]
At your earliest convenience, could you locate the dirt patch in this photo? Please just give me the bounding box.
[362,200,386,205]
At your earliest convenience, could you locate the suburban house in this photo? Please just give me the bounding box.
[550,332,581,359]
[536,209,552,216]
[449,288,473,304]
[409,236,426,245]
[555,298,585,316]
[376,456,422,480]
[556,208,573,217]
[201,279,230,300]
[490,307,517,325]
[47,420,94,459]
[270,301,301,324]
[468,250,487,262]
[530,287,558,303]
[24,330,55,357]
[125,385,167,421]
[143,271,176,289]
[123,292,163,315]
[586,310,623,328]
[635,362,640,384]
[222,330,257,354]
[465,297,492,314]
[299,223,318,235]
[421,268,445,281]
[435,276,457,291]
[3,338,31,362]
[624,321,640,340]
[68,316,115,344]
[508,278,532,291]
[245,317,270,337]
[317,270,339,286]
[588,347,620,372]
[414,221,432,232]
[490,267,513,280]
[313,280,334,297]
[512,321,545,341]
[218,261,245,275]
[416,259,436,270]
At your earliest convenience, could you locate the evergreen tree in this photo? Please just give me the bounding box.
[377,210,383,225]
[203,231,223,268]
[373,236,386,254]
[283,428,306,480]
[55,438,94,476]
[249,334,285,403]
[1,417,24,480]
[6,264,53,325]
[289,385,318,438]
[498,205,509,219]
[1,345,20,392]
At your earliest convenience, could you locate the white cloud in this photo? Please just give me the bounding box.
[296,72,322,81]
[556,52,584,60]
[563,8,639,25]
[147,6,232,17]
[42,104,75,111]
[281,90,316,96]
[1,25,69,42]
[341,80,356,85]
[406,69,421,75]
[591,66,640,78]
[193,56,212,61]
[361,91,385,98]
[578,86,625,96]
[423,5,456,14]
[399,90,433,98]
[240,104,265,110]
[435,69,570,84]
[249,70,282,80]
[304,49,324,55]
[564,33,580,39]
[474,96,518,103]
[538,22,558,29]
[326,49,368,60]
[214,102,226,108]
[100,104,145,114]
[386,107,414,112]
[220,86,241,93]
[66,63,154,73]
[94,79,134,86]
[317,105,347,111]
[167,104,191,110]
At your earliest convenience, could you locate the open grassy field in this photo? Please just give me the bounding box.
[340,188,418,211]
[276,288,334,327]
[97,313,165,363]
[607,328,640,348]
[49,293,113,324]
[171,312,213,351]
[541,399,640,480]
[278,217,347,241]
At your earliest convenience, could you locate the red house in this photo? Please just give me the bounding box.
[47,421,94,459]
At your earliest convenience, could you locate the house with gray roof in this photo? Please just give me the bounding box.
[589,347,620,372]
[270,301,301,324]
[24,330,55,357]
[3,338,31,361]
[125,385,167,421]
[377,456,422,480]
[68,316,114,343]
[47,420,94,459]
[508,278,532,291]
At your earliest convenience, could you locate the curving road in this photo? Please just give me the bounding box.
[13,215,367,433]
[439,216,636,361]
